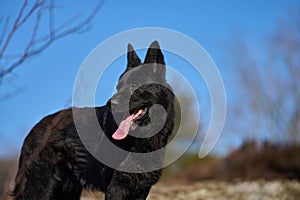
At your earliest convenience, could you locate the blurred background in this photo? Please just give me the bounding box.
[0,0,300,199]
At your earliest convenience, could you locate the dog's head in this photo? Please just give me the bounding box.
[108,41,169,140]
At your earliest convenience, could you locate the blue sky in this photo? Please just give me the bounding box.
[0,0,298,158]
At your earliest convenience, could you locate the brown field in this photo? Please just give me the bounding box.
[80,180,300,200]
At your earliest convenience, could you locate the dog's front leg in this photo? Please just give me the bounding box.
[105,183,128,200]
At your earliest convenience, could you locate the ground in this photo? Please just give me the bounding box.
[81,180,300,200]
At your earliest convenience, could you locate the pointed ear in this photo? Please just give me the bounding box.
[144,41,165,65]
[144,41,166,78]
[127,43,141,69]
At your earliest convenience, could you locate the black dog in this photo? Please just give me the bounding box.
[10,41,175,200]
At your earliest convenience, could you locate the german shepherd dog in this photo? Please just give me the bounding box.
[9,41,175,200]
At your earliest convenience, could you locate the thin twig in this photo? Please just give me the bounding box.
[33,14,81,45]
[0,0,106,79]
[17,0,43,28]
[24,4,43,53]
[0,0,28,58]
[54,0,105,40]
[0,17,10,47]
[48,0,55,39]
[0,85,26,102]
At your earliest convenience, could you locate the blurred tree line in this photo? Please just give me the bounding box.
[231,8,300,144]
[164,7,300,180]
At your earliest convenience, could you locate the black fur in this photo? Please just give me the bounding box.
[10,41,175,200]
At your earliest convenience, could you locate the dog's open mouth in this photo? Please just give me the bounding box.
[112,108,147,140]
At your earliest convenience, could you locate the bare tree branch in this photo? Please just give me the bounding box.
[0,0,106,80]
[48,0,55,38]
[0,0,28,58]
[24,2,43,53]
[0,17,10,47]
[17,0,44,28]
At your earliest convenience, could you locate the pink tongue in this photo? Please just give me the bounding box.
[112,114,134,140]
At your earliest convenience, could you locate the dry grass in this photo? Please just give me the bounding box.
[80,180,300,200]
